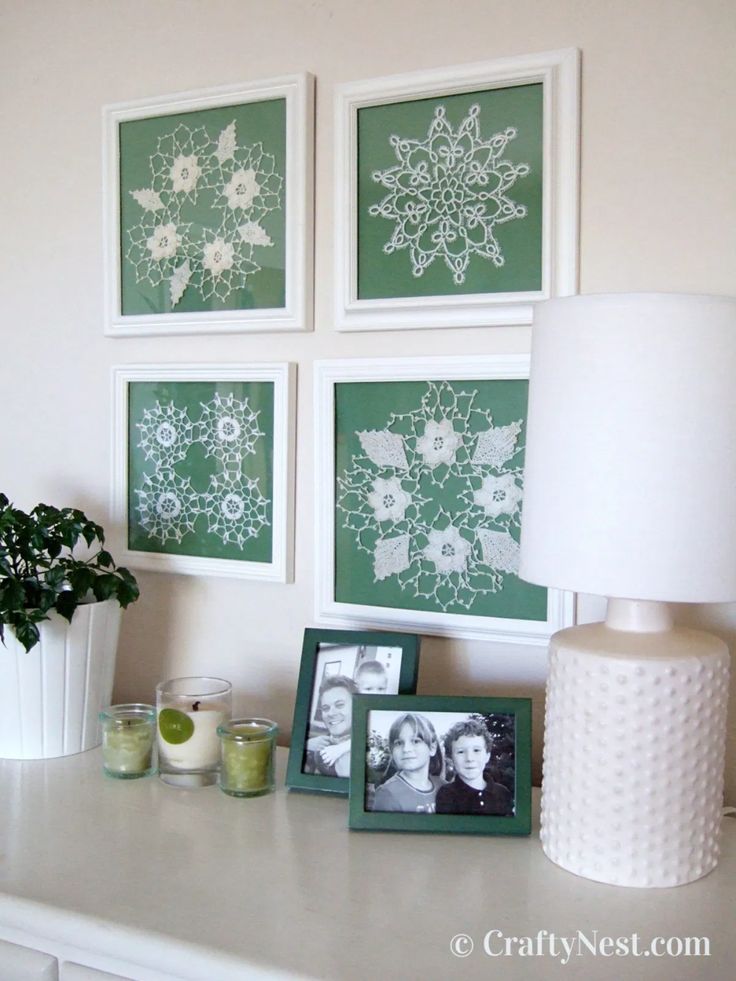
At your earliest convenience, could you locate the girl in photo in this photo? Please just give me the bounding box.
[372,713,443,813]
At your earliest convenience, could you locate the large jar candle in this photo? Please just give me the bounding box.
[218,718,278,797]
[99,704,156,779]
[156,677,232,788]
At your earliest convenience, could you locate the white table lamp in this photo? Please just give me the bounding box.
[520,292,736,887]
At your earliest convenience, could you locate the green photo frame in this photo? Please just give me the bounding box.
[112,363,295,582]
[334,49,579,331]
[315,356,574,643]
[104,75,314,335]
[349,694,531,835]
[286,628,420,795]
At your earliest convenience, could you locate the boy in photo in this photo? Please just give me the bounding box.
[435,718,513,816]
[354,659,389,694]
[304,659,391,775]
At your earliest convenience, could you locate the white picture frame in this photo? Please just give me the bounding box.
[334,49,580,332]
[112,363,295,582]
[315,356,574,643]
[103,74,314,336]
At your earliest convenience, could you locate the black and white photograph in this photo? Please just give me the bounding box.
[302,641,405,778]
[285,629,420,795]
[365,709,516,816]
[349,695,531,835]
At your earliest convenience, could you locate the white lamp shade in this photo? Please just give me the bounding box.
[519,292,736,602]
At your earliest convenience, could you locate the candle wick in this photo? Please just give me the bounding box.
[192,701,201,712]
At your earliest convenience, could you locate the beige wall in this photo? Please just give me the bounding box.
[1,0,735,795]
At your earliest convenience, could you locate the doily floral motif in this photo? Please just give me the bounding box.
[133,392,270,550]
[201,473,269,549]
[136,400,195,471]
[196,392,264,469]
[368,104,530,285]
[135,469,199,544]
[337,381,524,612]
[125,120,282,308]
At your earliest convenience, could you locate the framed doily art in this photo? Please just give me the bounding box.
[112,363,295,581]
[104,75,314,336]
[334,50,579,331]
[315,356,574,642]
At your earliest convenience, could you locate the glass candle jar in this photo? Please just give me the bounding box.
[99,704,156,779]
[218,718,278,798]
[156,677,232,788]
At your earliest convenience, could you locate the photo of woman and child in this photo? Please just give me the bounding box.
[366,711,515,817]
[301,645,400,778]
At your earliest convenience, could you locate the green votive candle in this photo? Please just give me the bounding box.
[99,704,156,779]
[218,718,278,797]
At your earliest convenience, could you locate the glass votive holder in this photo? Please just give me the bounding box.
[99,704,156,779]
[218,718,278,798]
[156,677,232,788]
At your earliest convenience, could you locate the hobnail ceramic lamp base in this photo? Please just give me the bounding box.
[540,600,730,888]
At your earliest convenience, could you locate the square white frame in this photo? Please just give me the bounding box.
[112,363,296,582]
[334,49,580,332]
[104,74,314,336]
[315,356,574,643]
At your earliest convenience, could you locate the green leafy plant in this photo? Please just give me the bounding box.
[0,493,139,653]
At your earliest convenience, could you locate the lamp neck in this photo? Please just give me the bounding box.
[605,599,674,633]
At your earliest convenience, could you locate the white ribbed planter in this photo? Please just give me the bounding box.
[0,599,121,760]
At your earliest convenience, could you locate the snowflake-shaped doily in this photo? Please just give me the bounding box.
[125,119,281,309]
[134,470,199,544]
[201,473,269,548]
[337,381,524,611]
[195,392,264,467]
[136,400,194,470]
[132,390,271,552]
[368,104,530,285]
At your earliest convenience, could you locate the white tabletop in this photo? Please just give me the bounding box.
[0,748,734,980]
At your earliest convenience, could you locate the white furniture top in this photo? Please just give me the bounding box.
[0,748,734,980]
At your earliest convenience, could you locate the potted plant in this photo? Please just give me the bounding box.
[0,493,139,759]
